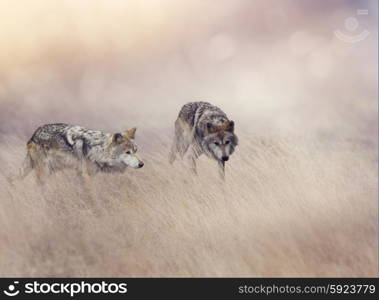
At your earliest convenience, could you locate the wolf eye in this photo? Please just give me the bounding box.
[126,151,131,154]
[225,140,230,145]
[214,142,220,146]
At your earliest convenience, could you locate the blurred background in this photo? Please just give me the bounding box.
[0,0,377,277]
[0,0,377,145]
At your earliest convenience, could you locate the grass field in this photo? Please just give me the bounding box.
[0,0,377,278]
[0,134,377,277]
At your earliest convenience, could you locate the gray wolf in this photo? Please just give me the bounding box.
[15,123,144,183]
[169,101,238,178]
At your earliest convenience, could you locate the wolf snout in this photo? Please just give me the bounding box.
[138,162,144,168]
[222,156,229,162]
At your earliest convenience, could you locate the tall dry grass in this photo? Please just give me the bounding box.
[0,134,377,277]
[0,0,377,277]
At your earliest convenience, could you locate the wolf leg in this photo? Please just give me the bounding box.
[190,155,197,175]
[169,118,190,163]
[34,160,47,185]
[169,118,182,164]
[188,147,200,175]
[168,142,178,164]
[72,139,91,180]
[75,161,98,209]
[218,160,225,181]
[72,141,97,203]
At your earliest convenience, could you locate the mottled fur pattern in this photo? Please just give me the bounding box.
[169,102,238,179]
[17,123,144,183]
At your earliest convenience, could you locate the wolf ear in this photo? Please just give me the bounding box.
[226,120,234,132]
[126,127,137,139]
[113,133,124,144]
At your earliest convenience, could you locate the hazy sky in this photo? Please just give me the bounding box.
[0,0,377,144]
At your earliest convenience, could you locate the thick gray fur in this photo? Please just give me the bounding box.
[169,101,238,179]
[16,123,144,184]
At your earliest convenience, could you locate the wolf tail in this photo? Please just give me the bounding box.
[10,140,40,184]
[7,140,33,184]
[16,140,35,181]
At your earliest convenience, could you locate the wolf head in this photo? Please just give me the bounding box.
[109,128,144,169]
[203,120,238,162]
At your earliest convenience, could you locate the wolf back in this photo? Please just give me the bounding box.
[178,101,228,139]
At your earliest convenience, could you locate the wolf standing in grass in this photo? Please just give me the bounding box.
[169,102,238,179]
[16,123,144,184]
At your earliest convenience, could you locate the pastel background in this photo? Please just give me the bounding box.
[0,0,377,276]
